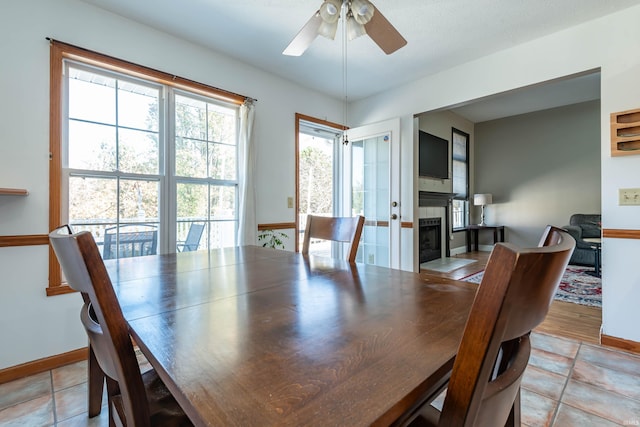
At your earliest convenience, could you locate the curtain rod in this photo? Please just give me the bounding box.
[46,37,257,103]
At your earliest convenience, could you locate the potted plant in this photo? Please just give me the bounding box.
[257,229,288,249]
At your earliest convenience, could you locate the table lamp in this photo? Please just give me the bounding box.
[474,193,493,226]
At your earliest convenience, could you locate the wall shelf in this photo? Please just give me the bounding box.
[611,108,640,156]
[0,187,29,196]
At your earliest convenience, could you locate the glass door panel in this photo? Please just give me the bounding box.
[345,118,401,269]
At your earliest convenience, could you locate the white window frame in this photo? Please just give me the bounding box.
[48,40,245,294]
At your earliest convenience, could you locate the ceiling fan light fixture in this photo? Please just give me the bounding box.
[346,15,367,40]
[318,19,340,39]
[319,0,342,23]
[283,0,406,56]
[350,0,374,25]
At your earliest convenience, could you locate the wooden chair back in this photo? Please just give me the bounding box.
[49,226,153,426]
[410,225,575,427]
[443,225,574,426]
[302,215,365,262]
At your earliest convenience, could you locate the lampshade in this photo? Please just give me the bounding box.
[474,193,493,206]
[319,0,341,23]
[346,15,367,40]
[318,19,339,39]
[351,0,374,25]
[318,0,342,39]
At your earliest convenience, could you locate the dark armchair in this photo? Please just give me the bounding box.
[563,214,601,266]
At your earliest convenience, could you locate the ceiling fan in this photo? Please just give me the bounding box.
[283,0,407,56]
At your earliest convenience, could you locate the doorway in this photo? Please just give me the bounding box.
[295,114,345,256]
[295,115,401,268]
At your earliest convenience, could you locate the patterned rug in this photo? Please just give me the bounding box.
[461,265,602,308]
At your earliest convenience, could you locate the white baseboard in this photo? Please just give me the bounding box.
[451,244,495,255]
[450,245,467,255]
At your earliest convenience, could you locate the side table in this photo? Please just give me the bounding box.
[583,237,602,277]
[466,225,505,252]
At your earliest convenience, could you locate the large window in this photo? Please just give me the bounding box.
[49,41,245,294]
[452,128,469,229]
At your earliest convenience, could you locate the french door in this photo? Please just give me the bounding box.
[344,119,401,269]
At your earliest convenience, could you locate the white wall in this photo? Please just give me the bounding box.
[350,5,640,343]
[0,0,342,369]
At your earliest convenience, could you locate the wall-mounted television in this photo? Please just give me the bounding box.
[419,131,449,179]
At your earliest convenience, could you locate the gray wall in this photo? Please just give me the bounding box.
[474,100,601,247]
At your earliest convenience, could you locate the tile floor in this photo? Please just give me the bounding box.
[1,332,639,426]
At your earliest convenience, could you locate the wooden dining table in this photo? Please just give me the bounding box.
[104,246,477,426]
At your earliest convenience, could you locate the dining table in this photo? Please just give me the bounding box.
[104,245,477,426]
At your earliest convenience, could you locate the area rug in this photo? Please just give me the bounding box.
[461,266,601,308]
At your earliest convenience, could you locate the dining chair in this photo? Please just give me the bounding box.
[49,226,192,426]
[177,223,205,252]
[402,225,575,427]
[302,214,365,262]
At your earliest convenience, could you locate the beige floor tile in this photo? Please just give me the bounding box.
[0,393,54,426]
[553,403,620,427]
[52,361,88,392]
[521,389,558,427]
[56,410,110,427]
[528,347,574,377]
[0,371,51,411]
[522,365,568,401]
[54,382,89,423]
[578,343,640,376]
[572,358,640,401]
[561,379,640,424]
[530,332,580,359]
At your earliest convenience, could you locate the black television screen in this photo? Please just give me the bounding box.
[419,131,448,179]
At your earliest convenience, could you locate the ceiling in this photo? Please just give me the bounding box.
[79,0,639,121]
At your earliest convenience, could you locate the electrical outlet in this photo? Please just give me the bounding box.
[619,188,640,205]
[287,197,293,208]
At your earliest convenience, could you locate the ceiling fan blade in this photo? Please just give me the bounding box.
[283,12,323,56]
[364,5,407,55]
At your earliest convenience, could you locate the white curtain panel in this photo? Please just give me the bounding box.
[237,100,257,245]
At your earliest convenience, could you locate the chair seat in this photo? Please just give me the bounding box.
[408,403,440,426]
[112,368,191,426]
[143,369,192,426]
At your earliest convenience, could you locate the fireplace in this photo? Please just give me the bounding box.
[419,217,442,263]
[418,191,455,262]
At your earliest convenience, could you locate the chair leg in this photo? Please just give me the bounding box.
[88,345,105,417]
[105,377,121,427]
[505,388,521,427]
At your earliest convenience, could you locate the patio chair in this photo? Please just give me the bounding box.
[177,223,205,252]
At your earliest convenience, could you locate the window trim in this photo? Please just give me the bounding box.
[48,40,246,295]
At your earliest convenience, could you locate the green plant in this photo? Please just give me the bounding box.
[257,229,288,249]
